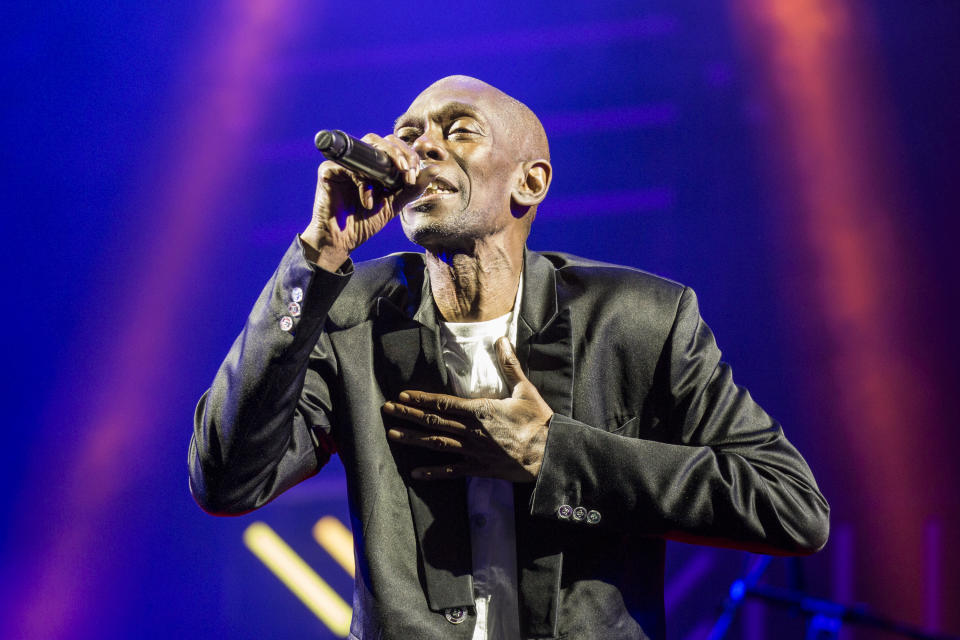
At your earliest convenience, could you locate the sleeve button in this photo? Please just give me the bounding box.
[572,506,587,521]
[586,510,602,524]
[291,287,304,302]
[444,607,466,624]
[287,301,301,317]
[279,316,294,332]
[557,504,573,520]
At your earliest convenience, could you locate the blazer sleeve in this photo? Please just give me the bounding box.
[528,286,830,554]
[188,238,351,516]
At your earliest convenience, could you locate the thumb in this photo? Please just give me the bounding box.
[495,336,526,388]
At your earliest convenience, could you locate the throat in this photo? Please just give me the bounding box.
[427,246,521,322]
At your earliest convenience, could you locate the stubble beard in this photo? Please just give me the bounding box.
[402,201,498,253]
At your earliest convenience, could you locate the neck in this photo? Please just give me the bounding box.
[426,235,523,322]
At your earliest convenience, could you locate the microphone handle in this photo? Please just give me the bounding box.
[314,129,404,192]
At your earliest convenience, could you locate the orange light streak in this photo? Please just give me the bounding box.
[731,0,933,623]
[313,516,356,578]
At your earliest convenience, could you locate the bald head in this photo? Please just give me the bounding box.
[415,75,550,164]
[393,76,553,247]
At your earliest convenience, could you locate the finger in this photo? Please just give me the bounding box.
[383,134,420,184]
[362,133,418,186]
[318,160,356,183]
[379,139,418,186]
[354,177,376,210]
[396,391,486,419]
[374,134,412,167]
[495,336,527,388]
[387,427,465,451]
[383,401,470,433]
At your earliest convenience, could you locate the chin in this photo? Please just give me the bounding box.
[402,219,466,249]
[400,199,504,252]
[401,204,470,248]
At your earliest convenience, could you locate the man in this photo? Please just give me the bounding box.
[190,75,829,640]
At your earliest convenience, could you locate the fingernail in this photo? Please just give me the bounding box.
[383,401,394,411]
[398,392,411,402]
[407,169,416,184]
[399,157,409,171]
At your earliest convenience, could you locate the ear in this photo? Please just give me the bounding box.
[511,159,552,207]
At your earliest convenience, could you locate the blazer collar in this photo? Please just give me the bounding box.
[518,247,560,336]
[401,246,560,330]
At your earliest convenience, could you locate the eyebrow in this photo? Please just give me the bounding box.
[394,102,484,131]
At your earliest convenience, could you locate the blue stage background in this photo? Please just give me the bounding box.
[2,2,958,638]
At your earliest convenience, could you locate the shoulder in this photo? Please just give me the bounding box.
[534,251,688,314]
[328,252,427,326]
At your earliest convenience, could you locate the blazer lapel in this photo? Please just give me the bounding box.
[374,271,474,612]
[515,249,572,637]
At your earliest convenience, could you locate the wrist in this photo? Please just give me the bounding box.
[299,233,350,273]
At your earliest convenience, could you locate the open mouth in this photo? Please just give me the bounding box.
[409,177,458,208]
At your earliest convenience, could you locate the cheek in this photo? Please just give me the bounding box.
[464,158,514,204]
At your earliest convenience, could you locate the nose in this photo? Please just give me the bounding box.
[412,128,447,162]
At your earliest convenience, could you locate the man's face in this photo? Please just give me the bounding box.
[393,81,522,250]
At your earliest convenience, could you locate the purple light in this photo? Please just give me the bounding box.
[277,16,678,75]
[665,551,714,614]
[4,1,309,637]
[541,104,678,136]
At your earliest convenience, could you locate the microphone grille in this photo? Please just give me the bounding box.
[314,130,335,152]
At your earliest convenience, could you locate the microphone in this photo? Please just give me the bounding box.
[314,129,404,192]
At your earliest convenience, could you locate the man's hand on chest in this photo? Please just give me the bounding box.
[383,337,553,483]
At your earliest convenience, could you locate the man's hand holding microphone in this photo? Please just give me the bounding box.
[301,131,423,272]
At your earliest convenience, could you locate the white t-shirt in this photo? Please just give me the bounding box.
[438,278,523,640]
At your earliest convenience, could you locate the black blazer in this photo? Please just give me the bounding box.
[190,239,829,640]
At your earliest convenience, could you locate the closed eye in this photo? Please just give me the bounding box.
[395,127,421,143]
[447,122,482,138]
